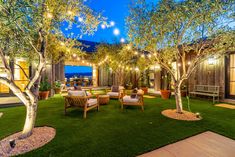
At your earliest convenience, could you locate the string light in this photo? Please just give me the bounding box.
[134,51,138,55]
[60,42,65,46]
[113,28,120,36]
[148,54,152,58]
[47,13,53,19]
[101,24,106,29]
[141,54,145,58]
[120,38,125,43]
[127,45,131,50]
[67,10,73,15]
[72,54,77,58]
[78,17,83,22]
[110,21,115,26]
[187,61,191,65]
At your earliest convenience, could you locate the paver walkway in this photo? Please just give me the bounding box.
[0,97,22,106]
[215,104,235,109]
[138,131,235,157]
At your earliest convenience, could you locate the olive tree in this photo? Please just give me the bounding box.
[95,43,151,87]
[127,0,235,113]
[0,0,103,138]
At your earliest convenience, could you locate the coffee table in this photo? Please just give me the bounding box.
[99,95,110,105]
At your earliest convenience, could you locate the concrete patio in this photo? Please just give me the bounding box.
[139,131,235,157]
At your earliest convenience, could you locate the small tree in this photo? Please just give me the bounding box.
[0,0,103,138]
[127,0,235,113]
[95,43,151,87]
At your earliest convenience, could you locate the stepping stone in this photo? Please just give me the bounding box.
[143,95,156,99]
[0,112,3,118]
[215,104,235,109]
[138,131,235,157]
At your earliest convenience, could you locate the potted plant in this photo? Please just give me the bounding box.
[39,77,51,100]
[140,82,148,94]
[125,82,133,90]
[160,73,171,99]
[54,80,62,94]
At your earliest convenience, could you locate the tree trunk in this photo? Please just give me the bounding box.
[174,85,183,113]
[21,101,38,138]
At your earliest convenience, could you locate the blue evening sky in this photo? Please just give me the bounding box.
[61,0,132,43]
[65,65,92,74]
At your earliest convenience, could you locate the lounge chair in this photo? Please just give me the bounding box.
[64,90,99,118]
[107,85,125,99]
[120,89,144,111]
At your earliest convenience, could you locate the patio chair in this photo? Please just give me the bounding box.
[107,85,125,99]
[64,90,99,118]
[120,89,144,111]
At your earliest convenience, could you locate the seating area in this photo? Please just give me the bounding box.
[62,85,146,118]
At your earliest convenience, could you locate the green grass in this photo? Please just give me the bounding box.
[0,95,235,157]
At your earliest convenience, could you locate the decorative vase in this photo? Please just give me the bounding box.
[160,90,171,99]
[54,88,61,94]
[141,87,148,94]
[39,91,50,100]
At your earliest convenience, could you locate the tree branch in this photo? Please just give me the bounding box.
[0,49,14,81]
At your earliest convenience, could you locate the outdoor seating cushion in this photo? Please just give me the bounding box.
[87,99,98,106]
[68,90,86,96]
[123,96,139,103]
[107,92,119,97]
[74,86,82,90]
[137,89,144,95]
[67,87,75,91]
[119,86,125,90]
[111,86,119,92]
[85,91,92,97]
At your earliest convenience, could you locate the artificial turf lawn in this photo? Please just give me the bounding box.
[0,95,235,157]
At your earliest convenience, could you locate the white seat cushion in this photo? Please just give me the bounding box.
[68,90,86,96]
[119,86,125,90]
[107,92,119,97]
[87,99,98,106]
[67,87,75,91]
[123,96,139,103]
[137,89,144,95]
[86,91,92,97]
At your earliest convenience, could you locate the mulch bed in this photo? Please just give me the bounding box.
[0,126,56,157]
[162,109,201,121]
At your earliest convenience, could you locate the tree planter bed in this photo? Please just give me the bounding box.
[0,126,56,157]
[162,109,201,121]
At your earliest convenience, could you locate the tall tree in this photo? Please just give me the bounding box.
[127,0,235,113]
[0,0,103,138]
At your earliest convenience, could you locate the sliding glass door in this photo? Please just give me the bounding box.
[226,53,235,99]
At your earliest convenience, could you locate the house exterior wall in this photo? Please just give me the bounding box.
[188,55,226,99]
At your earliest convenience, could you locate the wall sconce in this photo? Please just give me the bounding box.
[208,57,215,65]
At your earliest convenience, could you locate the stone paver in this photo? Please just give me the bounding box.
[215,104,235,109]
[0,97,22,106]
[138,131,235,157]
